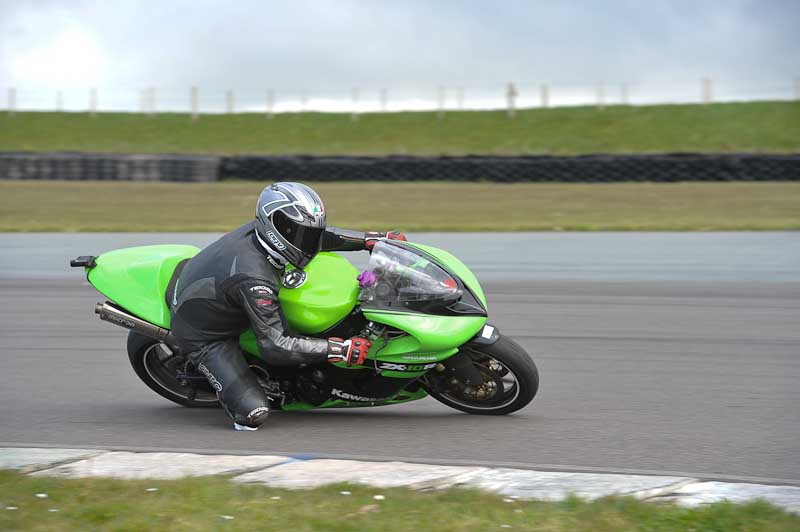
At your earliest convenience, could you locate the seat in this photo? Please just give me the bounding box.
[87,245,200,328]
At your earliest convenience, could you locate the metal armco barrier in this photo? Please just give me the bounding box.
[0,152,220,182]
[1,152,798,182]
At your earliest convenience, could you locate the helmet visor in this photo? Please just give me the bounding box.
[273,210,324,255]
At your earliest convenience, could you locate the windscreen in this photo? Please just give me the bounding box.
[358,241,462,310]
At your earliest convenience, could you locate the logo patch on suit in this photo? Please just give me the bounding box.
[249,285,273,295]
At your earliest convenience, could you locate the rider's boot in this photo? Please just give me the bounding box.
[192,339,270,430]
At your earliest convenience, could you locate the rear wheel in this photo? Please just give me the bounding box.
[127,331,220,408]
[424,334,538,415]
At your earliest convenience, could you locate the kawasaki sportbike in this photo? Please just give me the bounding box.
[71,240,538,415]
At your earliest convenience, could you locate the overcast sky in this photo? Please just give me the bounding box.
[1,0,798,111]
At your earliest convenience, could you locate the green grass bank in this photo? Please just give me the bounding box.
[2,180,798,232]
[2,101,798,155]
[1,471,797,531]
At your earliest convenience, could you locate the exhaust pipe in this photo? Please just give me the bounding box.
[95,301,175,346]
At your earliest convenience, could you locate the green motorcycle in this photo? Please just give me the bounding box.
[72,240,538,415]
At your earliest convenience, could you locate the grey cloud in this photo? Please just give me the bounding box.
[1,0,797,108]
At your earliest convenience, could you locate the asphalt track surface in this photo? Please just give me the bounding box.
[1,233,798,483]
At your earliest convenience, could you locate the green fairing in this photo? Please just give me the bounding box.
[281,387,429,411]
[87,245,200,328]
[362,311,485,355]
[238,330,259,357]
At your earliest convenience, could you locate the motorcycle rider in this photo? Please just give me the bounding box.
[169,182,406,430]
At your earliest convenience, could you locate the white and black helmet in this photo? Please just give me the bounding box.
[254,182,327,269]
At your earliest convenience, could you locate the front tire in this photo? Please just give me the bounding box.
[424,334,539,415]
[127,331,220,408]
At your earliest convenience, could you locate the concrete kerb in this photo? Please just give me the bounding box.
[0,447,106,474]
[434,468,696,502]
[657,481,800,514]
[2,447,798,513]
[233,458,487,490]
[29,451,289,480]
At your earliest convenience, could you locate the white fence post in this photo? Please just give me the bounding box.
[148,87,156,116]
[794,78,800,101]
[225,89,234,114]
[266,89,274,119]
[702,78,713,104]
[437,86,445,120]
[7,87,15,115]
[380,88,387,112]
[191,86,199,121]
[620,83,629,105]
[56,90,63,112]
[506,82,517,118]
[595,82,605,109]
[351,87,359,122]
[300,91,307,112]
[540,84,549,108]
[456,87,464,110]
[89,88,98,116]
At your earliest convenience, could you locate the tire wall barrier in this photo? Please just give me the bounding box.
[1,152,799,182]
[0,152,220,182]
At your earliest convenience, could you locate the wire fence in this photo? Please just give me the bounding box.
[3,78,799,117]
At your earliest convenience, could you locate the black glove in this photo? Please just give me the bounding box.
[327,336,372,366]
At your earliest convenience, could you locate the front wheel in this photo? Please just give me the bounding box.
[424,334,539,415]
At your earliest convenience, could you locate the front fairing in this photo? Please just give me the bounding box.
[359,241,487,317]
[358,241,487,376]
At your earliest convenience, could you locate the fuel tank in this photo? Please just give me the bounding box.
[278,252,360,334]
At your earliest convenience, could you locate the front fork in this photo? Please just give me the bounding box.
[425,324,501,391]
[431,351,485,388]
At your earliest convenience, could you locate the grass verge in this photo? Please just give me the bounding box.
[1,180,798,232]
[2,101,799,155]
[1,470,797,531]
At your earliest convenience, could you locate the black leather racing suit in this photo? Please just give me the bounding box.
[169,221,370,426]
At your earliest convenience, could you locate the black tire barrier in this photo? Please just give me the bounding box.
[0,152,220,182]
[1,152,798,182]
[219,154,800,182]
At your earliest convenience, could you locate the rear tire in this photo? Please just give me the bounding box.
[425,334,538,415]
[127,331,220,408]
